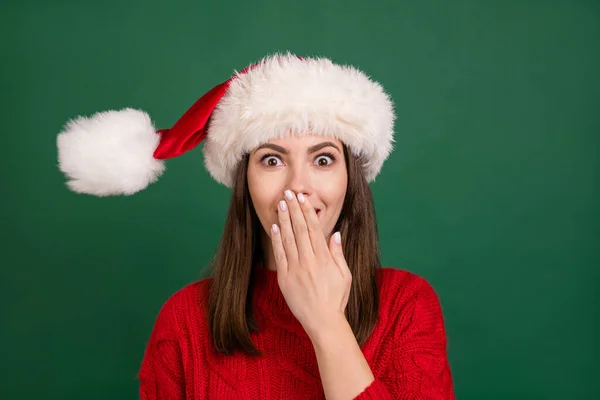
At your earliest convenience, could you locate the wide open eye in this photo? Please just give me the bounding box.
[261,154,283,167]
[314,152,336,167]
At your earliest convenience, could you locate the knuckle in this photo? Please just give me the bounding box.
[283,236,296,248]
[306,224,318,236]
[274,251,287,264]
[294,223,308,236]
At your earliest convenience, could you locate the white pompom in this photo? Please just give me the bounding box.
[57,108,165,196]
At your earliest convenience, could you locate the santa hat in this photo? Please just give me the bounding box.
[56,52,396,196]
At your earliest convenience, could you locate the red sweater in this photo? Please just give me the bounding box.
[138,266,454,399]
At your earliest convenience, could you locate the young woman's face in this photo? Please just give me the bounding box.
[247,134,348,243]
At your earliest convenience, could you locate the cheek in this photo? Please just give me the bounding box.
[247,169,281,224]
[318,173,348,212]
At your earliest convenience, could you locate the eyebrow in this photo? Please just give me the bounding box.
[253,141,341,155]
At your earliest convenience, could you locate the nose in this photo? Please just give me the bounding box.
[286,163,313,198]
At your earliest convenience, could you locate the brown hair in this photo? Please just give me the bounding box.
[206,144,381,356]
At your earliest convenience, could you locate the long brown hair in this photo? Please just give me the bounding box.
[207,144,381,356]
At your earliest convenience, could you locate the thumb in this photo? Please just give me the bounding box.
[329,231,347,268]
[329,231,352,284]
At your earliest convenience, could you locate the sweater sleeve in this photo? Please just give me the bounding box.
[137,299,186,400]
[354,278,455,400]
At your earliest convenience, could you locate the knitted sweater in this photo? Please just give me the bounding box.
[138,266,454,399]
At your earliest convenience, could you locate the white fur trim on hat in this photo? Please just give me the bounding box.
[203,53,396,188]
[57,108,165,196]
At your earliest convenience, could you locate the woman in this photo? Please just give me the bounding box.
[56,53,455,399]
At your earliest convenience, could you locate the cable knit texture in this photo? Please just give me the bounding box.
[138,266,454,399]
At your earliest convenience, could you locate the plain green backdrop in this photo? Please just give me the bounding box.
[1,0,598,399]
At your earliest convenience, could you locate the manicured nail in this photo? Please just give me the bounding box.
[285,190,294,201]
[297,193,305,204]
[272,224,279,235]
[279,200,287,211]
[334,232,341,244]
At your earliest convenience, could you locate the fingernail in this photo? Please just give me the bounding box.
[272,224,279,235]
[297,193,305,204]
[279,200,287,211]
[334,232,341,244]
[285,190,294,201]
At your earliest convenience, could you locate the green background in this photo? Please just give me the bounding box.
[1,0,598,398]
